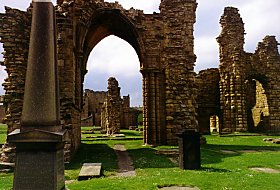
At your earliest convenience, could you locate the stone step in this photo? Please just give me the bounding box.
[0,162,15,172]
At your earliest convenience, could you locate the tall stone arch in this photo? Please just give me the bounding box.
[56,0,198,147]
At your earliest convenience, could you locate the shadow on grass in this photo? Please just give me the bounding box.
[201,143,280,165]
[121,130,143,137]
[199,167,231,173]
[129,148,177,169]
[65,143,118,172]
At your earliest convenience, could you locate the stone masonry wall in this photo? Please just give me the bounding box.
[0,105,4,124]
[83,89,107,126]
[252,36,280,133]
[0,7,31,163]
[81,89,133,129]
[0,7,31,134]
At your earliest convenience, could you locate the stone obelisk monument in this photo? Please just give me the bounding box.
[7,0,66,189]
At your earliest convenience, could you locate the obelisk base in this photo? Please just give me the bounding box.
[8,129,66,190]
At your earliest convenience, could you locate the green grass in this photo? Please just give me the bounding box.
[0,131,279,190]
[0,124,7,144]
[81,126,143,140]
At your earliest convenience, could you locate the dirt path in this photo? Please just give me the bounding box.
[114,144,136,177]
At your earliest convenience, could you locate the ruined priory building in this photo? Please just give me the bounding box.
[0,0,198,161]
[196,7,280,134]
[0,1,279,162]
[81,78,139,130]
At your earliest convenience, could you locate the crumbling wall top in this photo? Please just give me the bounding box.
[256,35,280,56]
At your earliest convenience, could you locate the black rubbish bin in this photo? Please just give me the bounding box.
[177,129,201,170]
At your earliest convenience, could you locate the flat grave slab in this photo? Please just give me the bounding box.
[78,163,102,181]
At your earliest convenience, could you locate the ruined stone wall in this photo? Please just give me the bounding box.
[121,95,130,129]
[0,0,199,160]
[56,2,82,161]
[218,7,280,134]
[0,7,31,134]
[81,93,89,119]
[195,68,220,134]
[0,96,4,123]
[81,89,133,128]
[83,90,107,126]
[251,36,280,133]
[0,7,31,163]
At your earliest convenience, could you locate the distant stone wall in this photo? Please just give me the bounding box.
[82,89,107,126]
[195,68,220,134]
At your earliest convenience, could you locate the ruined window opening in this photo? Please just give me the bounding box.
[252,80,269,129]
[210,115,219,133]
[246,79,269,132]
[0,42,7,104]
[84,35,142,107]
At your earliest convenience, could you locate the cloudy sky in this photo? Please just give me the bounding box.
[0,0,279,106]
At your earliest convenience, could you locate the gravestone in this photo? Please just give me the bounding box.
[177,129,201,170]
[78,163,102,180]
[7,0,66,189]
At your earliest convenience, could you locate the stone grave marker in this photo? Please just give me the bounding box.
[78,163,102,180]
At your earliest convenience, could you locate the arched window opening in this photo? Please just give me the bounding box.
[82,35,142,131]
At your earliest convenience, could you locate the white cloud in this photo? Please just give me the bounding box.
[194,0,280,72]
[87,36,140,78]
[0,0,57,13]
[194,37,219,72]
[238,0,280,52]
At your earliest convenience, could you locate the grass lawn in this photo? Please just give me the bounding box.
[0,124,7,144]
[0,127,279,190]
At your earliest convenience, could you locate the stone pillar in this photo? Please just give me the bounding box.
[160,0,198,144]
[101,77,122,136]
[142,68,166,145]
[217,7,247,133]
[7,1,66,189]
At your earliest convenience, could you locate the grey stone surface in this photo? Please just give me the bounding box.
[159,186,200,190]
[78,163,102,180]
[177,130,201,170]
[250,167,280,173]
